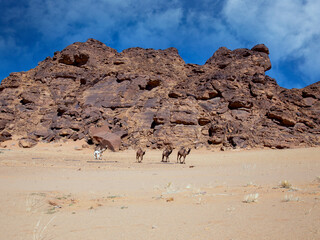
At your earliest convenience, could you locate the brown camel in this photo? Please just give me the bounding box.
[177,147,191,164]
[136,147,146,163]
[162,145,173,162]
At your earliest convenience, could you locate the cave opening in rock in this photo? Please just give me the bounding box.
[208,126,214,137]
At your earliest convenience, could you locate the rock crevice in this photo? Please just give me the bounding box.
[0,40,319,150]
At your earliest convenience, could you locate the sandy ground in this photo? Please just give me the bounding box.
[0,140,320,240]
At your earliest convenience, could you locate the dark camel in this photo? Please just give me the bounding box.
[136,147,146,163]
[162,145,173,162]
[177,147,191,164]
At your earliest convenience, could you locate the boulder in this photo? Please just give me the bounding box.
[19,138,38,148]
[89,125,111,137]
[251,44,270,55]
[195,90,219,100]
[228,97,253,109]
[170,112,198,125]
[92,132,121,152]
[267,109,296,127]
[208,137,223,145]
[89,125,121,151]
[58,51,89,66]
[0,120,8,131]
[58,129,74,137]
[228,136,248,148]
[32,128,53,138]
[198,117,211,126]
[0,131,12,142]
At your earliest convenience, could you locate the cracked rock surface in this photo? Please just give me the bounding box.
[0,39,319,150]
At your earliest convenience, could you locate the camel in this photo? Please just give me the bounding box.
[94,146,106,160]
[162,145,173,162]
[177,147,191,164]
[136,147,146,163]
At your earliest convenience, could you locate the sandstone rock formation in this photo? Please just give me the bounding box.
[89,125,121,152]
[0,39,319,150]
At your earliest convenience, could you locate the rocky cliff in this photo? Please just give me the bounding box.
[0,39,319,150]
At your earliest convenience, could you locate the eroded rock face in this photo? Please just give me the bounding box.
[0,40,319,150]
[18,138,38,148]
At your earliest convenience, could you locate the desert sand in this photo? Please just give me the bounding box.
[0,140,319,240]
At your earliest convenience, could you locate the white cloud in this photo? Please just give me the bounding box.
[0,35,23,55]
[222,0,320,85]
[19,0,183,47]
[118,7,184,49]
[1,0,319,87]
[298,38,320,85]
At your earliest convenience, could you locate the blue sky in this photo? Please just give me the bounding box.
[0,0,319,89]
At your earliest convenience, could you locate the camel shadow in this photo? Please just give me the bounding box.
[153,162,175,165]
[86,160,118,163]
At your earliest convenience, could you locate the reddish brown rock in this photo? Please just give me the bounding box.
[18,138,38,148]
[0,131,12,142]
[92,132,121,152]
[267,107,296,127]
[0,39,319,150]
[198,117,211,126]
[251,44,270,55]
[89,125,121,151]
[89,125,111,138]
[170,112,198,125]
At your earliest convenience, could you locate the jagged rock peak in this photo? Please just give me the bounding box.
[205,44,271,73]
[251,44,270,55]
[0,39,319,151]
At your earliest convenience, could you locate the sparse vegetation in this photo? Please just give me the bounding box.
[280,180,292,189]
[282,194,300,202]
[48,200,58,206]
[245,181,256,187]
[166,197,174,202]
[56,194,71,200]
[46,207,56,215]
[26,193,46,212]
[107,195,121,199]
[243,193,259,203]
[33,216,56,240]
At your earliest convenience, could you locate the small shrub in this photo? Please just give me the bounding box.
[245,181,256,187]
[280,180,292,189]
[243,193,259,203]
[46,207,56,214]
[33,216,56,240]
[282,194,300,202]
[26,193,46,212]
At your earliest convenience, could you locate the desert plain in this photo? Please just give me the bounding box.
[0,140,319,240]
